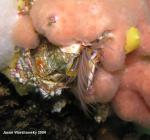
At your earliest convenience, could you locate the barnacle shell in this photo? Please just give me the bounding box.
[2,39,80,96]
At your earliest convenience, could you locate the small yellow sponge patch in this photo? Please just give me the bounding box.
[17,0,25,11]
[125,27,141,54]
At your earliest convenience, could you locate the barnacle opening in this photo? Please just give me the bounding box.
[74,31,113,110]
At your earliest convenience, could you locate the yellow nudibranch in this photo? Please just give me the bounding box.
[125,27,141,54]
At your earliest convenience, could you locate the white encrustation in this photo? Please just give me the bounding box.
[0,0,18,69]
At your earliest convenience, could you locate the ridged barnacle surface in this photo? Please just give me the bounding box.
[2,39,80,96]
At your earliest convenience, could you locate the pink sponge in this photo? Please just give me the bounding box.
[12,16,39,49]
